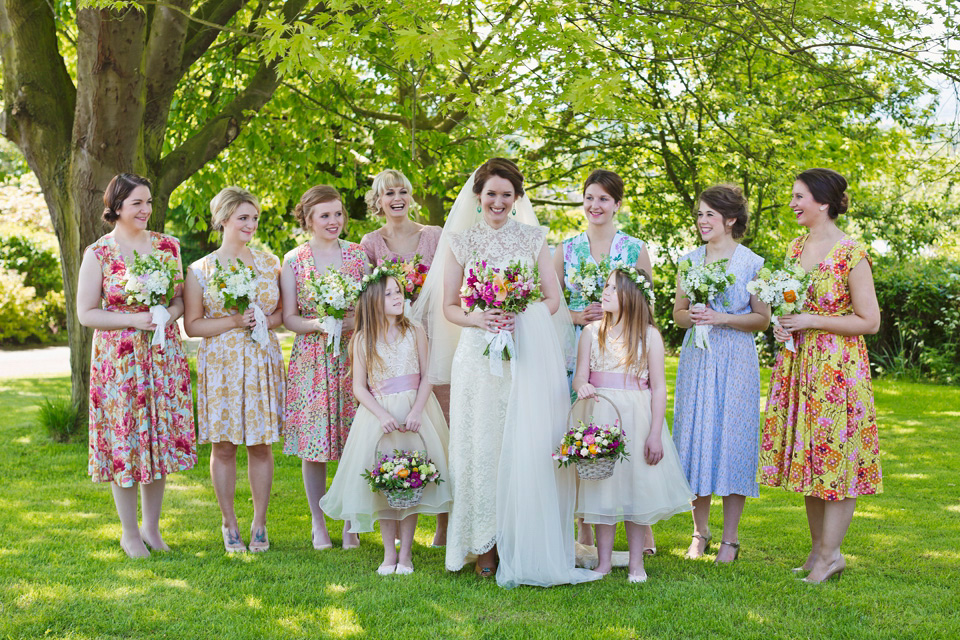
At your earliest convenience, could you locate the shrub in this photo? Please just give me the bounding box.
[37,397,85,443]
[0,269,68,344]
[0,234,63,295]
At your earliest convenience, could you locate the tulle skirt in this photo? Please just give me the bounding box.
[319,390,451,533]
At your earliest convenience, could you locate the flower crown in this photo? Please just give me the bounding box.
[609,261,655,305]
[360,264,401,292]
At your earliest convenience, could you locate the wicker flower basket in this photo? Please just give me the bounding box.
[375,430,429,509]
[567,393,624,481]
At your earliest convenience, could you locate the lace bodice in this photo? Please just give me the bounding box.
[588,324,650,379]
[449,218,545,270]
[368,329,420,388]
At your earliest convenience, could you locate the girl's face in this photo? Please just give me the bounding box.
[600,273,621,315]
[696,200,732,242]
[222,202,259,244]
[379,184,412,220]
[582,183,619,226]
[383,277,405,317]
[309,200,345,239]
[479,176,517,227]
[116,185,152,230]
[789,179,825,228]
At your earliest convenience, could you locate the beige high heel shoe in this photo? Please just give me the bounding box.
[685,533,712,559]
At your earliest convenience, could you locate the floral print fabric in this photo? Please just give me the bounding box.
[87,233,197,487]
[758,235,882,500]
[561,230,645,311]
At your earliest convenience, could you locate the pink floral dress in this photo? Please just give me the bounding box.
[758,235,882,500]
[87,232,197,487]
[282,240,367,461]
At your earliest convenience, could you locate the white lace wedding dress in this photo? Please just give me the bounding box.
[444,217,599,588]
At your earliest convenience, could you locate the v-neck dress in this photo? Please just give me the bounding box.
[282,240,367,462]
[758,235,882,500]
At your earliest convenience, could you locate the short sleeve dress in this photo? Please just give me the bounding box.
[192,250,285,446]
[359,225,442,274]
[87,232,197,487]
[282,240,367,462]
[757,236,882,500]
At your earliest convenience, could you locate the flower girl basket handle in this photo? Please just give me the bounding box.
[567,393,623,433]
[373,429,429,469]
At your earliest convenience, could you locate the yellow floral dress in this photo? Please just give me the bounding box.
[757,235,882,500]
[192,250,285,445]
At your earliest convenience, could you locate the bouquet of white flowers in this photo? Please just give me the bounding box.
[209,258,269,348]
[124,251,181,347]
[677,258,736,350]
[565,256,613,305]
[305,268,362,356]
[746,262,811,353]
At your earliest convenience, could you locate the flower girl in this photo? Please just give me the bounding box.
[572,267,694,582]
[320,268,452,575]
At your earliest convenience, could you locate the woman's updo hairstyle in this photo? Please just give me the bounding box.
[102,173,152,224]
[294,185,343,234]
[583,169,624,203]
[797,168,849,219]
[697,184,749,240]
[210,186,260,231]
[364,170,413,216]
[472,157,524,197]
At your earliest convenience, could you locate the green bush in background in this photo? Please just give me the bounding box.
[0,270,67,345]
[0,234,63,296]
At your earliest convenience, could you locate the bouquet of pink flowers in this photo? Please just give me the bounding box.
[460,260,541,375]
[381,254,429,301]
[363,448,442,508]
[553,418,628,480]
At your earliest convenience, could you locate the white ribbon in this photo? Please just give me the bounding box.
[691,303,712,351]
[149,305,170,348]
[250,303,269,348]
[484,329,516,377]
[319,315,343,356]
[773,315,796,353]
[403,299,413,319]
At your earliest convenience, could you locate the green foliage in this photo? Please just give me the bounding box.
[0,234,64,296]
[0,270,67,345]
[36,396,85,443]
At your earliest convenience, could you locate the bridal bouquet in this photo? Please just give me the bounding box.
[553,419,628,480]
[209,258,269,348]
[746,262,811,353]
[381,254,429,301]
[124,251,181,347]
[460,260,541,376]
[305,268,362,356]
[565,256,612,305]
[677,258,737,350]
[363,449,442,509]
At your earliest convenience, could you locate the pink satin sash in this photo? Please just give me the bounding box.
[589,371,649,391]
[373,373,420,396]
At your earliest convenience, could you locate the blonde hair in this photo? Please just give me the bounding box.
[349,276,413,380]
[210,186,260,231]
[597,269,656,377]
[294,185,343,234]
[364,170,414,216]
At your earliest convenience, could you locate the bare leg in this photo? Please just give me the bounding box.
[210,443,240,532]
[247,444,273,551]
[432,512,448,546]
[641,524,655,554]
[342,520,360,549]
[302,459,331,548]
[624,522,647,581]
[577,518,595,545]
[111,482,149,558]
[139,478,170,551]
[397,515,418,571]
[593,523,615,575]
[805,497,855,582]
[476,545,498,576]
[715,494,746,563]
[798,496,826,571]
[686,494,712,558]
[379,520,399,570]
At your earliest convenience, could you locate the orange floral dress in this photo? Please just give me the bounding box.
[88,233,197,487]
[757,235,882,500]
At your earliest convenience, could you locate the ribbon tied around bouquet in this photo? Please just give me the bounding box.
[148,305,171,348]
[319,315,344,356]
[484,329,516,377]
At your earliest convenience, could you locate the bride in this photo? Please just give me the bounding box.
[412,157,599,588]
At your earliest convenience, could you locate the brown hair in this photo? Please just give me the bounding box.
[102,173,152,224]
[210,186,260,231]
[349,275,413,380]
[797,168,849,219]
[472,157,525,197]
[365,169,414,216]
[295,185,343,233]
[583,169,624,203]
[697,184,749,239]
[597,269,656,378]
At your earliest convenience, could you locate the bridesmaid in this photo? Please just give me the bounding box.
[759,168,881,583]
[281,185,368,550]
[359,168,448,546]
[552,168,654,551]
[672,184,769,563]
[77,173,197,558]
[183,186,285,553]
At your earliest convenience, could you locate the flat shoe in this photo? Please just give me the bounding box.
[249,527,269,552]
[395,563,414,575]
[628,571,648,583]
[643,547,656,556]
[312,531,333,551]
[376,563,396,576]
[474,563,495,579]
[221,526,246,553]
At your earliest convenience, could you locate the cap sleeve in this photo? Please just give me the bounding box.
[448,230,468,266]
[847,240,872,270]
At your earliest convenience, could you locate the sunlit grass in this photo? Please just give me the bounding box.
[0,369,958,638]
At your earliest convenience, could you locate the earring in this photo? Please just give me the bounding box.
[477,204,482,213]
[511,208,517,215]
[819,205,828,211]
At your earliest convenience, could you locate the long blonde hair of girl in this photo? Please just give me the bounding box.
[349,275,412,379]
[597,269,656,377]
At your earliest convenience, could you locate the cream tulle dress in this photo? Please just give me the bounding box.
[574,324,694,525]
[320,329,451,533]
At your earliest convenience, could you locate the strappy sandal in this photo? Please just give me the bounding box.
[474,562,496,579]
[714,540,740,564]
[684,533,712,559]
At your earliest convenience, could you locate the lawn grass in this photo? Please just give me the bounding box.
[1,363,958,639]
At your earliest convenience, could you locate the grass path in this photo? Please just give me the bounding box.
[1,363,958,638]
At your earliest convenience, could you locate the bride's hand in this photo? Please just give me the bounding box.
[476,309,514,333]
[577,383,598,400]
